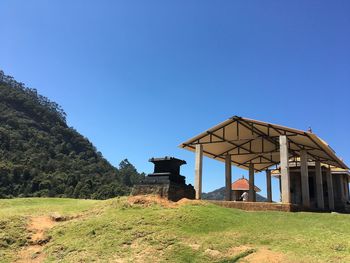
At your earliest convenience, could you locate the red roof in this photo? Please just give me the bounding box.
[231,177,261,192]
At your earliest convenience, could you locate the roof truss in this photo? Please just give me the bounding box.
[180,116,348,172]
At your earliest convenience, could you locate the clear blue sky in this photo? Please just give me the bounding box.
[1,1,349,200]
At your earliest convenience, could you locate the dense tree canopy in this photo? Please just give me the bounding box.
[0,70,144,199]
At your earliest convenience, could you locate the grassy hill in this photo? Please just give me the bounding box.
[1,197,349,263]
[0,70,144,199]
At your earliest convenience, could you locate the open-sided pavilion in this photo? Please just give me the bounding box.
[180,116,349,211]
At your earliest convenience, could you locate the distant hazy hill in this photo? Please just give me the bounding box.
[202,187,268,202]
[0,70,144,199]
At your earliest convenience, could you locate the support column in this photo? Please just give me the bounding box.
[225,155,232,201]
[249,163,255,202]
[315,161,324,209]
[280,135,291,203]
[266,170,272,202]
[300,150,310,208]
[194,144,203,200]
[326,166,334,210]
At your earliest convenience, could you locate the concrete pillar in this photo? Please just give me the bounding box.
[300,150,310,208]
[266,170,272,202]
[194,144,203,200]
[279,135,291,203]
[315,161,324,209]
[225,155,232,201]
[249,163,255,202]
[326,167,334,210]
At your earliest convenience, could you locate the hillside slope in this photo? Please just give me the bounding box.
[0,70,143,199]
[1,197,349,263]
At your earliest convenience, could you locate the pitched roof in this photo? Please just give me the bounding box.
[231,177,261,192]
[180,116,348,172]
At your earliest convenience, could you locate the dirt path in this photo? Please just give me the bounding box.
[14,216,57,263]
[244,248,286,263]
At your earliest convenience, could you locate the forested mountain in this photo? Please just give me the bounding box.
[0,70,144,199]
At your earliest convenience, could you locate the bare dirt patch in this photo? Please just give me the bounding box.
[177,198,204,206]
[188,243,200,250]
[204,248,221,258]
[15,245,45,263]
[227,245,288,263]
[228,245,254,255]
[127,195,178,208]
[28,216,56,245]
[14,215,60,263]
[127,195,205,208]
[244,248,286,263]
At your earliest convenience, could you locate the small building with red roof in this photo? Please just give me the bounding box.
[231,176,261,201]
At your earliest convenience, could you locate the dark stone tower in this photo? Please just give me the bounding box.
[131,157,195,201]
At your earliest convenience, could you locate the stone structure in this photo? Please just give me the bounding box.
[131,157,195,201]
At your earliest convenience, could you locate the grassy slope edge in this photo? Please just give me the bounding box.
[0,197,349,263]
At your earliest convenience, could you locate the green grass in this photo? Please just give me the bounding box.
[0,215,28,262]
[0,198,98,262]
[0,197,349,262]
[0,197,99,217]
